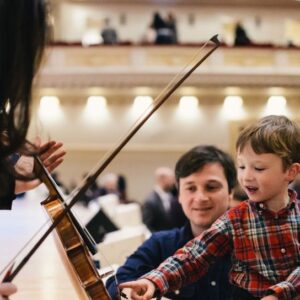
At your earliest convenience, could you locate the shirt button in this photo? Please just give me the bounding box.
[281,248,286,254]
[175,290,180,295]
[211,281,216,286]
[259,203,264,208]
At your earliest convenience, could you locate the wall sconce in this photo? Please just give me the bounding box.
[132,96,153,113]
[222,96,245,120]
[265,96,287,115]
[39,96,62,121]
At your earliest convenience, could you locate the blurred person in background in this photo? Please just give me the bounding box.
[142,166,186,232]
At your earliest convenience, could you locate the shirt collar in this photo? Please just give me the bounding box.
[250,189,297,212]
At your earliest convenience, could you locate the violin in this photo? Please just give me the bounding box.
[1,35,220,299]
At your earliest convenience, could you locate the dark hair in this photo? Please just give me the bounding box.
[175,145,237,193]
[0,0,47,160]
[152,12,167,29]
[236,115,300,169]
[232,184,248,201]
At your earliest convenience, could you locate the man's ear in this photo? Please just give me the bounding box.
[228,193,233,208]
[287,163,300,182]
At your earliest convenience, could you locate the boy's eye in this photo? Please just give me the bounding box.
[255,167,265,171]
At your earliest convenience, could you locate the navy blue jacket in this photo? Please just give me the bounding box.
[105,223,232,300]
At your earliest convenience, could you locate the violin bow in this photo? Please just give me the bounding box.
[3,34,220,282]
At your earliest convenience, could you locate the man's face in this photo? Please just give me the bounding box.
[178,162,230,235]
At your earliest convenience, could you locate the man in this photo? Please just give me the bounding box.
[106,145,236,300]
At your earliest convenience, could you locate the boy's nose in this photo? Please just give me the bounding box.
[243,169,254,181]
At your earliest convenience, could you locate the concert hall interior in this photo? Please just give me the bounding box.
[1,0,300,299]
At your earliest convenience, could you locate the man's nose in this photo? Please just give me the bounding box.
[195,189,209,202]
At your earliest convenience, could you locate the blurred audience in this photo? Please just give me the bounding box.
[166,12,178,44]
[100,172,119,194]
[101,18,118,45]
[234,21,252,46]
[151,12,176,45]
[78,173,103,207]
[117,174,135,204]
[142,166,186,232]
[52,171,69,195]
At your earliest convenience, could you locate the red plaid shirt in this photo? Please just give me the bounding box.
[144,190,300,300]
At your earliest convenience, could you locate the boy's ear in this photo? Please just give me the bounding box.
[287,163,300,181]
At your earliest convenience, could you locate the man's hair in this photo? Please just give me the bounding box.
[175,145,237,193]
[236,115,300,169]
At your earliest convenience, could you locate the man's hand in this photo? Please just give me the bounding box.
[119,279,156,300]
[15,140,66,194]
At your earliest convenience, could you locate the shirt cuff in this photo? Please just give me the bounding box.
[142,270,169,295]
[268,281,296,300]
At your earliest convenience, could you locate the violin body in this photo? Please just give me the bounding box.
[42,194,111,300]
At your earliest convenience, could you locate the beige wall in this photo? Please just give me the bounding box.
[28,95,299,202]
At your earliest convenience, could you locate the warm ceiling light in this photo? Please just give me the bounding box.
[133,96,153,111]
[267,95,286,107]
[39,96,60,112]
[39,96,62,121]
[179,96,199,110]
[223,96,243,108]
[222,96,245,120]
[265,96,287,115]
[87,96,107,110]
[83,96,109,123]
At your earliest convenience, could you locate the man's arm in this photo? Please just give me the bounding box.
[121,218,232,297]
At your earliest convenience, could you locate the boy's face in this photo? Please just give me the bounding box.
[178,162,230,235]
[237,143,298,210]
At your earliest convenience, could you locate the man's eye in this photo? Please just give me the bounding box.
[187,186,196,192]
[206,185,220,191]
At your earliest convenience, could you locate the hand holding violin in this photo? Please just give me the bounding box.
[15,140,66,194]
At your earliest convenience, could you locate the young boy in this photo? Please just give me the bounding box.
[120,115,300,300]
